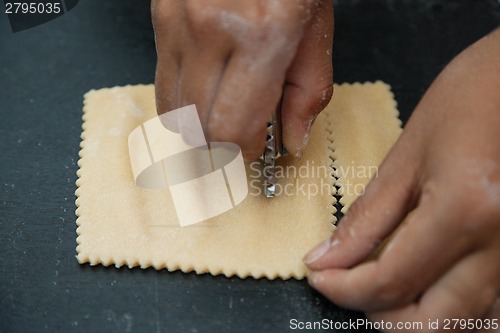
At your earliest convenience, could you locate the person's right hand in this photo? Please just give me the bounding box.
[151,0,334,160]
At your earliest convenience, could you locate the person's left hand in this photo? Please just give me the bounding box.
[304,29,500,332]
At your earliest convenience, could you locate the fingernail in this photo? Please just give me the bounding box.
[307,272,324,287]
[304,238,331,264]
[294,116,315,160]
[294,132,309,160]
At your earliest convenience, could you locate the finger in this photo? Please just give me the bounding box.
[304,135,419,269]
[208,48,295,160]
[152,0,235,123]
[155,50,181,116]
[152,0,184,115]
[281,0,334,158]
[367,251,499,333]
[307,199,477,311]
[175,33,234,132]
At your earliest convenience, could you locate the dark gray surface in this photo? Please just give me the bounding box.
[1,1,499,332]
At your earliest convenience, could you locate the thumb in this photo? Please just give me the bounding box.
[304,137,420,270]
[282,0,334,158]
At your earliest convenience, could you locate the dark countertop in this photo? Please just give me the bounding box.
[1,1,499,332]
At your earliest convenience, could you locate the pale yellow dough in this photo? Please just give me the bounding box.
[75,82,401,279]
[330,82,402,212]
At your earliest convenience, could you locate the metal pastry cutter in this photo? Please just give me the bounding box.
[263,108,287,198]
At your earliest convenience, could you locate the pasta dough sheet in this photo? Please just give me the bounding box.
[330,82,402,212]
[76,85,335,280]
[75,82,401,279]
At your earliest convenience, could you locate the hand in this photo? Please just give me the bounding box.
[151,0,334,160]
[305,29,500,332]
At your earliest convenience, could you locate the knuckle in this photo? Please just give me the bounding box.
[245,18,292,47]
[184,0,219,31]
[470,181,500,218]
[243,8,302,46]
[441,174,500,232]
[468,193,500,236]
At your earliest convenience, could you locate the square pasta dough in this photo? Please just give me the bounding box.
[75,82,401,279]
